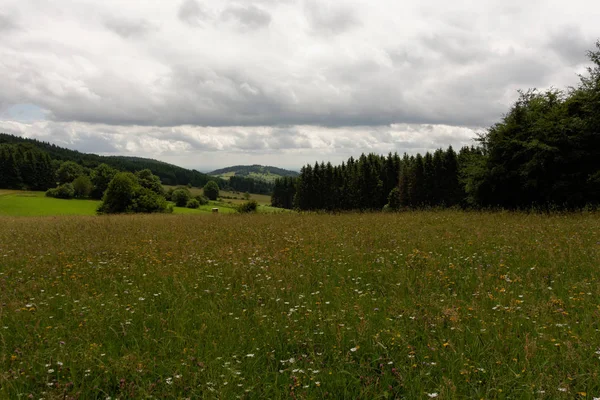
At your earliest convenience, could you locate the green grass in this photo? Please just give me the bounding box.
[172,202,238,214]
[1,211,600,399]
[0,191,100,216]
[163,186,273,206]
[0,190,248,216]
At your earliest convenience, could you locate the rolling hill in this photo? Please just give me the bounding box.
[0,133,274,193]
[209,164,299,183]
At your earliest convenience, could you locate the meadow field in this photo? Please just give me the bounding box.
[1,211,600,399]
[0,190,283,217]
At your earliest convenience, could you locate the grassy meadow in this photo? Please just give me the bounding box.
[1,211,600,398]
[0,190,281,217]
[0,190,100,217]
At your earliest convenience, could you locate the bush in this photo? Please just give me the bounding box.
[135,169,164,195]
[131,188,173,214]
[203,181,220,200]
[97,172,172,214]
[90,164,117,199]
[387,187,401,210]
[98,172,138,213]
[186,199,200,209]
[56,161,84,185]
[172,188,191,207]
[73,175,93,198]
[195,195,209,205]
[46,183,75,199]
[237,200,258,213]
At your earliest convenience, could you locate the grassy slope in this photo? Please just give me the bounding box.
[1,211,600,398]
[164,186,273,206]
[0,190,244,216]
[0,190,100,216]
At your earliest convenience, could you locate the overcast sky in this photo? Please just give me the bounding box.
[0,0,598,171]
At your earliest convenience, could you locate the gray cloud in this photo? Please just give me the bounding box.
[548,25,592,66]
[221,4,271,30]
[104,17,157,38]
[1,0,599,168]
[178,0,211,27]
[0,13,18,31]
[303,0,359,35]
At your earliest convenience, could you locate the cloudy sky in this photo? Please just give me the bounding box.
[0,0,598,171]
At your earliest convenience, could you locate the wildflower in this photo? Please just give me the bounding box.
[427,393,439,398]
[48,369,55,373]
[350,346,360,352]
[246,354,255,358]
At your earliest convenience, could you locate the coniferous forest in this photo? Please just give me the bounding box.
[272,42,600,211]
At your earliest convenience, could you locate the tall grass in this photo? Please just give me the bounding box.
[1,211,599,398]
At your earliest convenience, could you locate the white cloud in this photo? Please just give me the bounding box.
[0,120,478,170]
[0,0,598,168]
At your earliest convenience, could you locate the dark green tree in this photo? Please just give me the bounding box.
[136,169,164,195]
[73,175,93,198]
[56,161,84,185]
[203,181,220,200]
[90,164,118,199]
[172,188,192,207]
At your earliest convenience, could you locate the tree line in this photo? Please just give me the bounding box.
[0,134,273,194]
[272,41,600,211]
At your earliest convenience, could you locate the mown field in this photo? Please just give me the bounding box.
[1,211,600,399]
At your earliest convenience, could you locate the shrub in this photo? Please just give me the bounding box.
[56,161,84,185]
[73,175,93,198]
[387,187,401,210]
[98,172,139,214]
[135,169,164,195]
[131,187,173,214]
[186,199,200,209]
[90,164,117,199]
[172,188,191,207]
[97,173,171,214]
[237,200,258,213]
[195,195,209,205]
[46,183,75,199]
[203,181,220,200]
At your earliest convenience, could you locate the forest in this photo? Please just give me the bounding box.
[0,134,274,194]
[272,42,600,211]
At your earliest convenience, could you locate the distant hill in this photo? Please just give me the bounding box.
[0,133,277,194]
[209,165,299,183]
[0,132,219,187]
